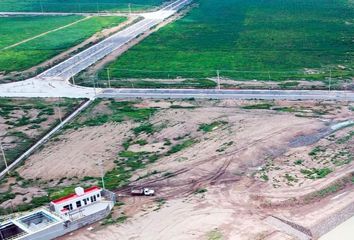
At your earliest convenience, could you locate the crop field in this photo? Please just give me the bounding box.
[0,15,126,73]
[0,0,166,12]
[99,0,354,84]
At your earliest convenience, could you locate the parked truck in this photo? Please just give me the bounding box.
[131,188,155,196]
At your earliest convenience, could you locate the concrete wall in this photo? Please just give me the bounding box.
[310,201,354,238]
[20,205,111,240]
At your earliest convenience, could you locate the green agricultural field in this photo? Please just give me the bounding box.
[0,0,166,12]
[0,15,82,49]
[99,0,354,84]
[0,15,126,73]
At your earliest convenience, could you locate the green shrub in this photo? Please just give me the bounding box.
[133,123,155,135]
[167,139,195,155]
[242,103,273,110]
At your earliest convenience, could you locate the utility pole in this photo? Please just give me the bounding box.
[92,76,97,96]
[0,142,9,173]
[329,69,332,92]
[216,70,220,90]
[57,98,62,123]
[71,75,76,85]
[39,0,44,13]
[107,68,111,88]
[128,3,132,15]
[96,1,99,13]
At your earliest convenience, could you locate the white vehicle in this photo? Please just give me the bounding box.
[131,188,155,196]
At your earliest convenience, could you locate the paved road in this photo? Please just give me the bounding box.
[0,0,353,102]
[100,88,354,101]
[38,0,190,79]
[0,0,191,98]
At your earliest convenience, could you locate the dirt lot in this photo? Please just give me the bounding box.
[0,98,82,170]
[1,99,354,239]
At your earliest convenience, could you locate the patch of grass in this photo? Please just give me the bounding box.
[162,172,175,178]
[309,146,325,156]
[301,168,332,179]
[216,141,234,152]
[336,131,354,144]
[198,121,227,132]
[134,139,148,146]
[273,106,296,113]
[133,123,155,135]
[260,173,269,181]
[102,213,128,225]
[154,198,166,211]
[66,99,157,128]
[167,139,196,155]
[102,166,132,191]
[0,0,165,12]
[312,183,342,198]
[294,159,303,165]
[0,191,16,204]
[98,0,353,82]
[242,103,273,110]
[170,105,196,109]
[284,173,298,182]
[194,188,207,194]
[208,229,223,240]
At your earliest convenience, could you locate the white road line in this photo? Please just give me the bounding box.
[1,16,91,51]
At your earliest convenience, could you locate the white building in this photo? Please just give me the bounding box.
[50,186,102,216]
[0,186,115,240]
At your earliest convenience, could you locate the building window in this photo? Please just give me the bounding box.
[97,193,100,198]
[63,204,73,211]
[76,201,82,208]
[83,199,87,205]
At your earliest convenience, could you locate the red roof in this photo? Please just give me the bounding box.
[51,186,100,204]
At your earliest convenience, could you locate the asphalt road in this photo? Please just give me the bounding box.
[0,0,191,98]
[37,0,190,80]
[100,88,354,101]
[0,0,352,102]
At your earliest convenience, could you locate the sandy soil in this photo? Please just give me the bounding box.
[34,100,353,240]
[5,99,353,239]
[19,122,137,180]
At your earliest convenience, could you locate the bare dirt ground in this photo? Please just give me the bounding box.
[2,99,353,239]
[0,98,83,209]
[19,122,137,180]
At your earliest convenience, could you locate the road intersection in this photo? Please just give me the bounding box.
[0,0,352,102]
